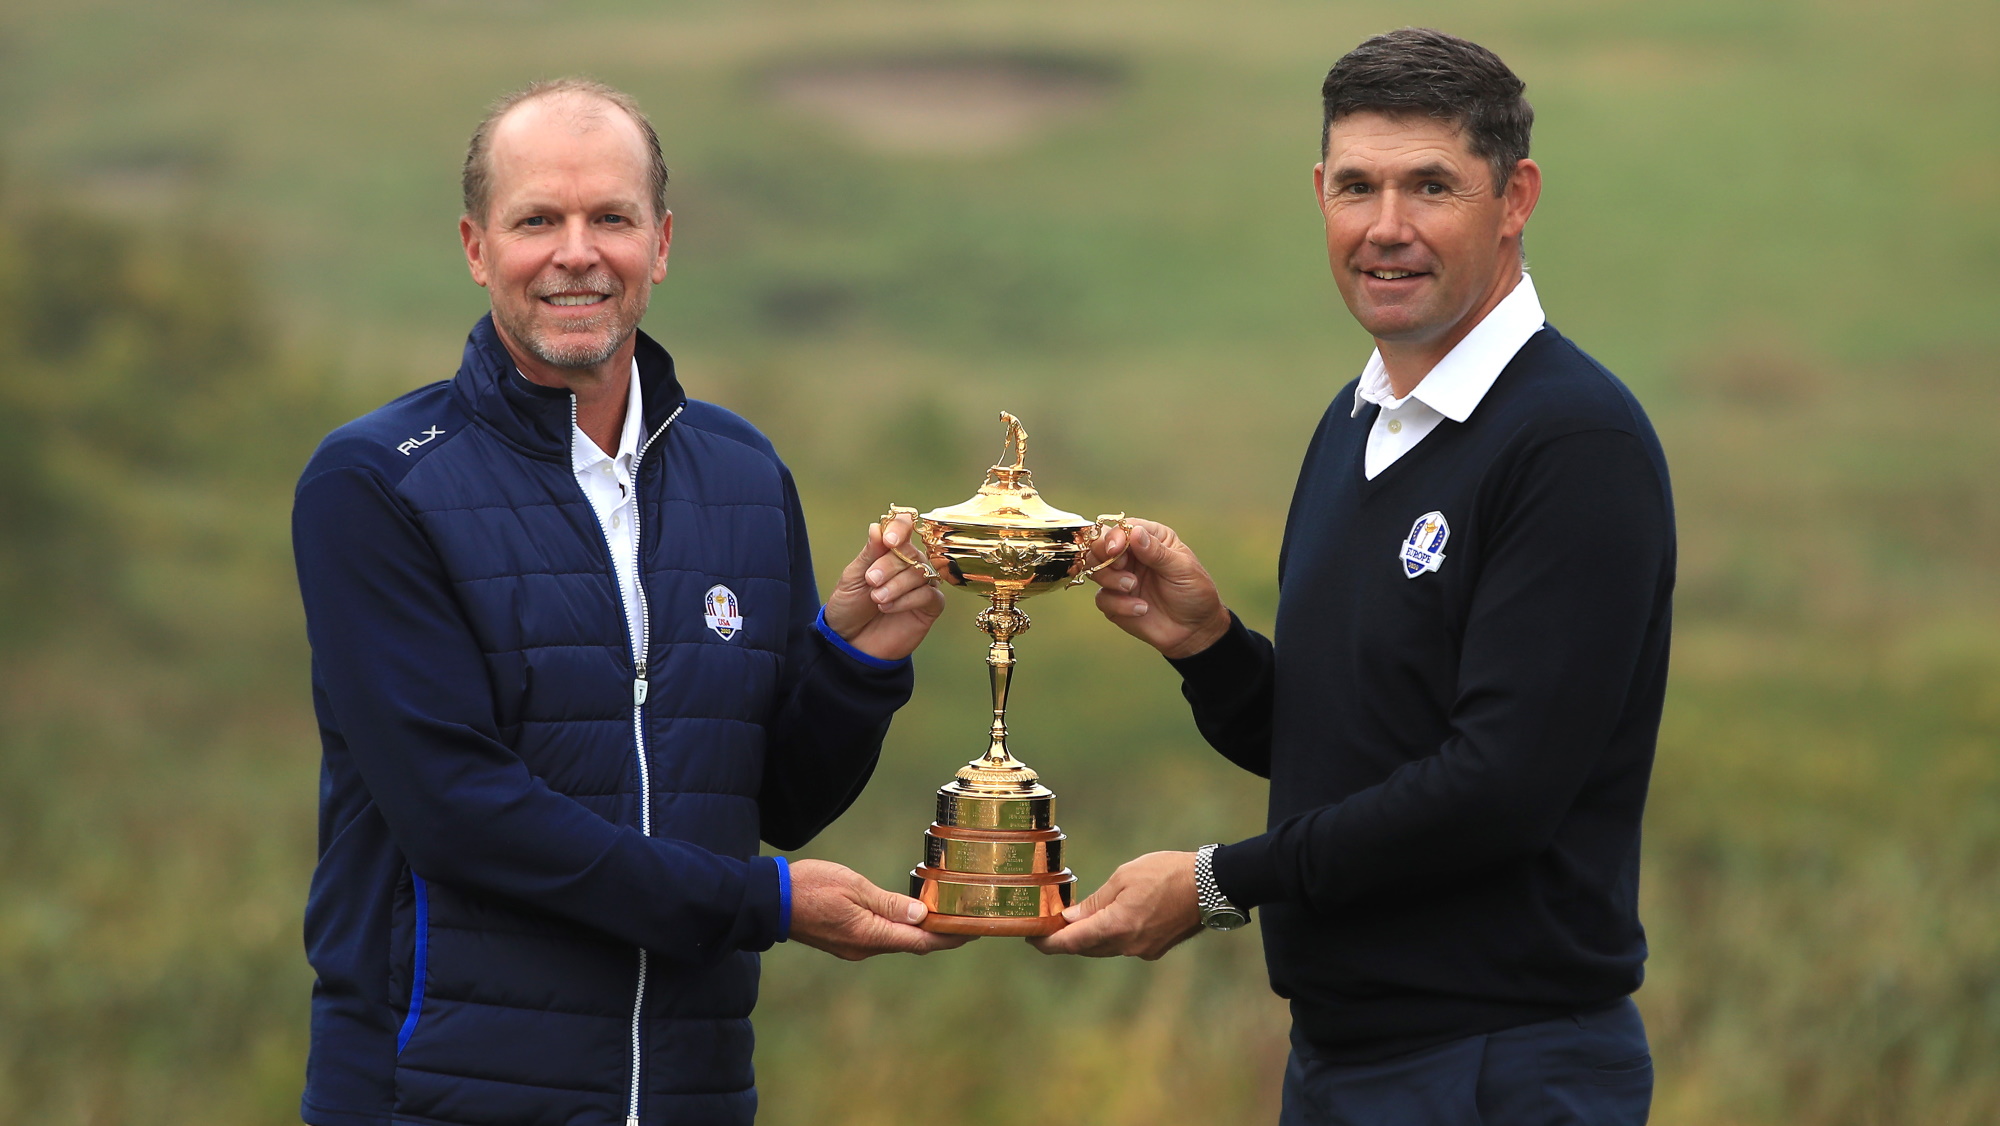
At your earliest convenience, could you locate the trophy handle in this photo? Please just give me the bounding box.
[879,505,941,581]
[1068,513,1131,587]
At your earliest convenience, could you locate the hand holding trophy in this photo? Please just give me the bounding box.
[882,412,1127,935]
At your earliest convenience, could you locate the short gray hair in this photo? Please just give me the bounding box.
[461,77,670,223]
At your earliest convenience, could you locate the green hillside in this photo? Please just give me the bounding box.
[1,1,1996,1123]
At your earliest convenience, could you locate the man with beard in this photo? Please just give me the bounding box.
[1033,30,1673,1125]
[292,79,957,1126]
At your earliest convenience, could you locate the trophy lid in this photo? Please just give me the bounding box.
[920,412,1094,532]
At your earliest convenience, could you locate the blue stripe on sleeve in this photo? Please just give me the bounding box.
[774,856,792,942]
[814,606,909,670]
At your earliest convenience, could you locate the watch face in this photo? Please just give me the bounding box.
[1203,908,1249,932]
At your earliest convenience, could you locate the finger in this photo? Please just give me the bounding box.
[863,535,911,587]
[908,931,975,954]
[1089,567,1138,593]
[1061,879,1119,925]
[1031,905,1124,957]
[1123,522,1190,575]
[1026,931,1072,954]
[1087,550,1137,590]
[856,522,894,572]
[1126,522,1169,564]
[833,528,880,595]
[852,877,929,927]
[862,921,971,956]
[870,563,933,605]
[882,513,918,550]
[1087,527,1129,565]
[864,515,921,581]
[1029,888,1104,951]
[1094,589,1151,619]
[879,585,945,617]
[1027,916,1088,954]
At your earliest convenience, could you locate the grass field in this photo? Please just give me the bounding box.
[1,0,1997,1122]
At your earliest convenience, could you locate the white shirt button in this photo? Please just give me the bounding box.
[1386,417,1403,434]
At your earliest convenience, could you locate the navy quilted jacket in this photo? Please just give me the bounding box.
[292,317,912,1126]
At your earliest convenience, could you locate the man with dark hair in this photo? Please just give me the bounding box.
[292,80,959,1126]
[1034,29,1671,1124]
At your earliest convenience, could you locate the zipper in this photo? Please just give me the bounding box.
[575,393,683,1126]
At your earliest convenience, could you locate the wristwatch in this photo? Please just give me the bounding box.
[1194,843,1249,931]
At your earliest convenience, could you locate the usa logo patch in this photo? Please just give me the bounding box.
[1399,511,1449,578]
[703,584,744,640]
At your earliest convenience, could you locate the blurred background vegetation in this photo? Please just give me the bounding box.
[1,0,1996,1122]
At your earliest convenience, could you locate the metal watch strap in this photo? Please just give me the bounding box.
[1195,843,1247,930]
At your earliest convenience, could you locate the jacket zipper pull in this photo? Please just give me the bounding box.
[633,677,649,706]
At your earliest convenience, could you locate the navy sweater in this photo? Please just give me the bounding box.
[1182,325,1675,1063]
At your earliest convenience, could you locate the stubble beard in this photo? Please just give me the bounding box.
[501,272,650,370]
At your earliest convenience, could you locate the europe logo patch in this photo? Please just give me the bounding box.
[1399,511,1449,578]
[703,584,744,640]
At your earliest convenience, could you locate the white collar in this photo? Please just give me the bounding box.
[1351,272,1545,422]
[570,359,645,473]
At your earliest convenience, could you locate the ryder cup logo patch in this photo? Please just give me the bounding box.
[1399,511,1450,578]
[703,584,744,640]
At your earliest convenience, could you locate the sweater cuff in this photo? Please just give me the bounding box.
[773,855,793,942]
[1210,833,1286,909]
[1165,611,1261,692]
[815,606,910,671]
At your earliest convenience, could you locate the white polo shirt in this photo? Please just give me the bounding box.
[1352,273,1547,480]
[570,361,646,659]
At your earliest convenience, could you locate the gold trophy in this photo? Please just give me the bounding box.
[883,412,1126,935]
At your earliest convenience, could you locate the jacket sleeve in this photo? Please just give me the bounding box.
[757,462,916,851]
[294,464,784,965]
[1211,429,1673,910]
[1166,612,1276,779]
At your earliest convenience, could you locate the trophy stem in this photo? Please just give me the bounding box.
[963,592,1033,780]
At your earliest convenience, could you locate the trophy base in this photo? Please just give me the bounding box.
[912,764,1075,938]
[921,912,1067,936]
[908,864,1075,929]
